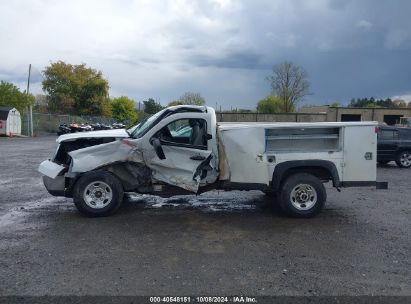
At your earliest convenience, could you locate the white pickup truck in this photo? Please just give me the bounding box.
[38,105,387,218]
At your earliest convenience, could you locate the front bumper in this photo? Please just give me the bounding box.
[43,175,65,196]
[38,160,67,196]
[38,160,66,178]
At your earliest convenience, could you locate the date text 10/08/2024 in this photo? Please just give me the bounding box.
[149,296,257,303]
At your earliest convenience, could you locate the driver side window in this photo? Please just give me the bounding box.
[157,119,207,148]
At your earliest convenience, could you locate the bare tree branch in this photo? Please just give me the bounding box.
[266,61,310,112]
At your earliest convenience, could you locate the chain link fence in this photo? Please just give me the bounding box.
[20,111,117,136]
[18,110,332,137]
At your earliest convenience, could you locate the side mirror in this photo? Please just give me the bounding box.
[206,134,213,140]
[151,138,166,160]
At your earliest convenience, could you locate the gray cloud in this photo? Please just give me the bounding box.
[0,0,411,109]
[190,50,264,69]
[0,69,28,84]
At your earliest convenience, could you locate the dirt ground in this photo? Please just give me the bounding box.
[0,136,410,296]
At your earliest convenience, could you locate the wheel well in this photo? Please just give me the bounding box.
[281,166,333,184]
[65,169,122,198]
[397,148,411,155]
[68,162,152,194]
[272,160,340,191]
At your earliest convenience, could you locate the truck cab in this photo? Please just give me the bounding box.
[39,105,387,218]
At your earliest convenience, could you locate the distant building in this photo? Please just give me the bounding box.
[299,105,330,113]
[299,105,411,125]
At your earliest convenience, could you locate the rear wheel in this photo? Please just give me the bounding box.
[73,170,124,217]
[279,173,326,218]
[395,150,411,168]
[263,191,277,198]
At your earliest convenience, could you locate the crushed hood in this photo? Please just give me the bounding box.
[57,129,129,143]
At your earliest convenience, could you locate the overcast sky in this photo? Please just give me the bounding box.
[1,0,410,109]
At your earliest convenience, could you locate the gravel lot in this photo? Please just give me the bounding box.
[0,136,410,296]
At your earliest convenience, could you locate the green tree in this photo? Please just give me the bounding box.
[266,61,310,112]
[33,94,49,113]
[257,95,289,113]
[377,98,393,107]
[330,101,340,107]
[349,97,395,108]
[349,97,374,107]
[143,98,163,114]
[178,92,205,105]
[136,110,150,122]
[0,81,34,112]
[167,100,183,106]
[111,96,137,124]
[42,61,110,116]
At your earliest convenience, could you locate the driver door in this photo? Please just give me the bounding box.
[147,118,214,193]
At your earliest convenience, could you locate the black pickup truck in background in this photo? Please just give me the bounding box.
[377,126,411,168]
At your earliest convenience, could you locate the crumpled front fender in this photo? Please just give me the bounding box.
[69,139,143,173]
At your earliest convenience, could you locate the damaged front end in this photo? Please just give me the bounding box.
[39,111,219,198]
[38,161,66,196]
[38,133,207,198]
[38,131,131,197]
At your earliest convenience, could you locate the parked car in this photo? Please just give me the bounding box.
[377,125,411,168]
[39,105,387,218]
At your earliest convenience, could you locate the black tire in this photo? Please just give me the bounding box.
[279,173,326,218]
[395,150,411,168]
[263,191,277,198]
[73,170,124,217]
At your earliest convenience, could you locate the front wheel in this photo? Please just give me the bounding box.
[73,170,124,217]
[279,173,326,218]
[395,151,411,168]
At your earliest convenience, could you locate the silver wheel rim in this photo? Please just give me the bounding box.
[290,184,317,210]
[399,152,411,167]
[83,181,113,209]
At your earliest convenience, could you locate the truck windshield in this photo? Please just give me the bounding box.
[128,110,164,138]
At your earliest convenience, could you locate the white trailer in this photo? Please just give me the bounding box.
[0,107,21,136]
[38,106,387,218]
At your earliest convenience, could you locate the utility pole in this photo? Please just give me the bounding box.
[26,64,32,136]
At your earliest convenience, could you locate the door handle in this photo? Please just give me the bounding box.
[190,155,206,161]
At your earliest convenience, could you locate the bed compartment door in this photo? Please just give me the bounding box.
[342,126,377,182]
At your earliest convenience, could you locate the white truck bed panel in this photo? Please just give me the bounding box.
[218,127,269,184]
[218,121,377,129]
[219,122,377,184]
[342,125,377,181]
